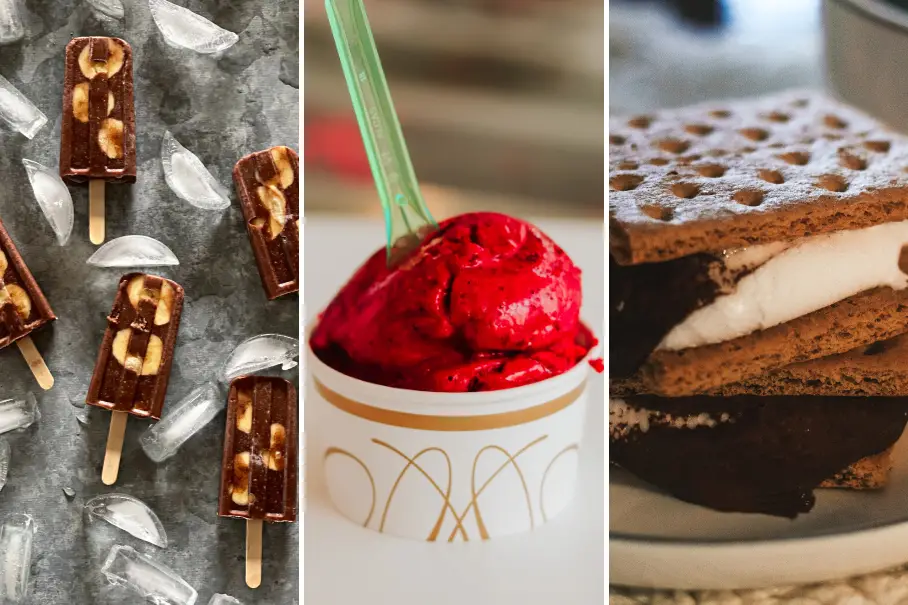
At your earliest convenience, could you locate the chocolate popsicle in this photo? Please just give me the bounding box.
[87,273,183,485]
[219,375,298,588]
[60,36,137,245]
[233,147,300,300]
[0,217,55,389]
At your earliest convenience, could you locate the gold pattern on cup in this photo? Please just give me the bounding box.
[324,435,580,541]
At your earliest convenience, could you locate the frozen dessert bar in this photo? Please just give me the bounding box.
[87,273,183,486]
[59,36,137,244]
[87,273,184,420]
[0,218,55,352]
[59,37,136,184]
[233,146,300,300]
[0,217,55,389]
[219,375,298,522]
[218,375,297,588]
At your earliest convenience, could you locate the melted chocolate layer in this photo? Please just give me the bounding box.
[611,395,908,517]
[610,254,721,377]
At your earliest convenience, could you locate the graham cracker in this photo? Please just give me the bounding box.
[643,286,908,396]
[711,334,908,397]
[609,90,908,265]
[820,448,893,490]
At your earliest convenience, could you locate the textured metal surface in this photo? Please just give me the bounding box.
[0,1,298,603]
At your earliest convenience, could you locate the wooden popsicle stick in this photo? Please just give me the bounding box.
[101,411,127,485]
[16,336,53,390]
[89,179,105,245]
[246,518,263,589]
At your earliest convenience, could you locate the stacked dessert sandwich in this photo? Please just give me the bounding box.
[609,90,908,517]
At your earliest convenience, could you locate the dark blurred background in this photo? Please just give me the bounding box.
[610,0,822,115]
[304,0,604,220]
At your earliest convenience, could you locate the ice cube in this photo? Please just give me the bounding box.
[0,394,39,435]
[279,54,299,89]
[74,407,91,427]
[208,595,243,605]
[101,545,197,605]
[0,0,24,45]
[86,0,124,19]
[22,159,74,246]
[63,391,83,409]
[148,0,238,54]
[86,494,168,548]
[140,382,223,463]
[161,131,230,210]
[0,514,35,603]
[64,389,92,426]
[86,235,179,268]
[221,334,299,382]
[0,74,47,139]
[0,439,9,493]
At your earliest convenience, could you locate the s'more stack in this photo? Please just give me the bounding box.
[609,91,908,518]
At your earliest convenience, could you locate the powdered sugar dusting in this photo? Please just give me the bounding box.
[609,90,908,259]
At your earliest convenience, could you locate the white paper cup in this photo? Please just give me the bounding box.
[308,330,595,541]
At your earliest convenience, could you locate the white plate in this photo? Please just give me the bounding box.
[610,425,908,589]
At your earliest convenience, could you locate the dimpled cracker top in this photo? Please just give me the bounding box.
[609,90,908,264]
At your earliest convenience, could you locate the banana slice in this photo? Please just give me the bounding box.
[231,451,251,505]
[126,276,145,309]
[112,328,146,375]
[75,83,114,123]
[236,390,252,433]
[111,328,132,366]
[77,39,125,79]
[98,118,124,159]
[105,40,125,78]
[78,45,100,79]
[270,146,295,189]
[128,276,169,323]
[5,284,31,320]
[141,335,164,376]
[154,282,174,326]
[256,185,287,240]
[73,83,89,123]
[0,250,7,275]
[266,423,287,471]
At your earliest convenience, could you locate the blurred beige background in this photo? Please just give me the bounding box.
[304,0,604,220]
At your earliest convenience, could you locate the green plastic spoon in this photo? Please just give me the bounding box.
[326,0,438,266]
